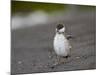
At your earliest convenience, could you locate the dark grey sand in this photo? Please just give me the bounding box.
[11,11,96,74]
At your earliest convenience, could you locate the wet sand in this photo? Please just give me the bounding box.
[11,11,96,74]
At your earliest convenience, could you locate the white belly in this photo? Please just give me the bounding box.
[53,34,71,56]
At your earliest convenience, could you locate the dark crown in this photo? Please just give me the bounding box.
[56,24,64,30]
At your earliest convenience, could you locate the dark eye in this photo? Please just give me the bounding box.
[57,24,64,30]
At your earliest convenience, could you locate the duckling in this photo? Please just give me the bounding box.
[53,24,72,65]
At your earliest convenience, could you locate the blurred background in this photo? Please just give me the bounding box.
[11,0,96,74]
[11,0,95,29]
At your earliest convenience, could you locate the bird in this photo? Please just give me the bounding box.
[53,24,72,65]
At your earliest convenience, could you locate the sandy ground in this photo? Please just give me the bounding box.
[11,11,96,74]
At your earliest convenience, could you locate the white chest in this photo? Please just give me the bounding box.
[53,33,70,56]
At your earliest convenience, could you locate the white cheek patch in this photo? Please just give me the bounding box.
[59,27,65,33]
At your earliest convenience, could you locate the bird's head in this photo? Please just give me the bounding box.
[56,24,65,34]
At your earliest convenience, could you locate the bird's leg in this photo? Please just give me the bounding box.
[54,55,67,65]
[53,54,70,66]
[61,55,71,64]
[60,57,67,64]
[55,56,67,65]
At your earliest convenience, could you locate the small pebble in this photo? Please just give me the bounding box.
[18,61,22,64]
[76,57,80,59]
[49,55,52,58]
[50,66,55,69]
